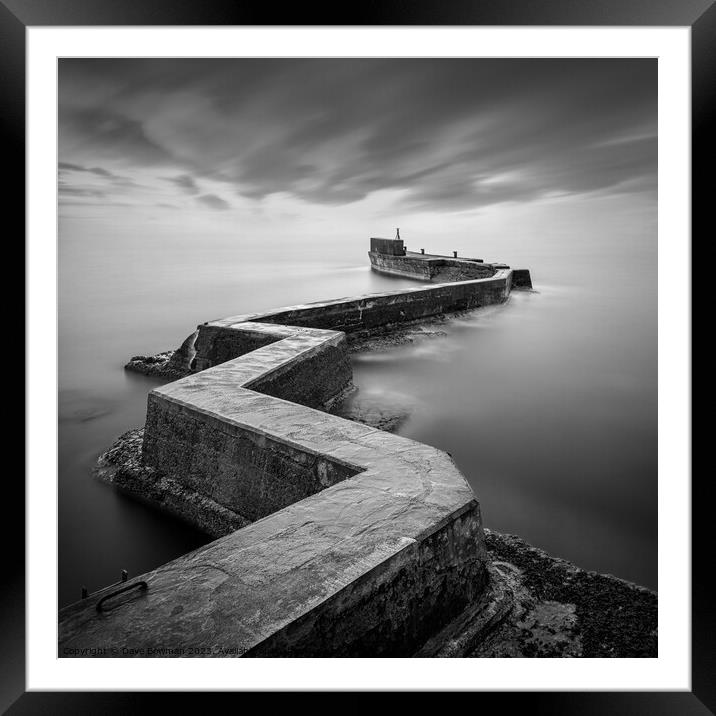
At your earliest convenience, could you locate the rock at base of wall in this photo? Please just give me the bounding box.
[94,428,250,539]
[474,529,657,658]
[124,330,199,379]
[124,350,189,380]
[124,307,489,377]
[126,319,453,375]
[331,391,412,432]
[416,530,656,658]
[347,312,462,352]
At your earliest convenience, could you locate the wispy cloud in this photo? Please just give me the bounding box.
[59,162,118,178]
[166,174,200,195]
[196,193,230,210]
[59,185,106,198]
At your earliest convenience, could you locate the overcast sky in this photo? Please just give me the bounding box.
[58,59,656,243]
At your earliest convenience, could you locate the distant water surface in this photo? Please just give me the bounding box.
[58,226,656,606]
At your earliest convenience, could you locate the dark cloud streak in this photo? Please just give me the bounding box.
[166,174,200,195]
[59,106,173,167]
[196,194,230,211]
[59,161,116,178]
[59,185,106,198]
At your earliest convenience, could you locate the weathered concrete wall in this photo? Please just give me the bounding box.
[143,394,358,522]
[246,504,487,657]
[369,251,496,282]
[192,325,281,371]
[511,269,533,289]
[96,428,252,539]
[431,261,495,282]
[369,251,433,280]
[370,236,405,255]
[263,277,510,331]
[194,270,514,370]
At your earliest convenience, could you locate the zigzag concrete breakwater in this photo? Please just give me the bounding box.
[59,251,532,657]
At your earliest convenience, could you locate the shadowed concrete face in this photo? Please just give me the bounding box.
[369,247,498,282]
[58,267,526,657]
[194,267,515,361]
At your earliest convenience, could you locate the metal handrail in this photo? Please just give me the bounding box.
[81,570,129,601]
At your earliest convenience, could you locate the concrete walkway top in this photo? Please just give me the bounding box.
[404,250,485,263]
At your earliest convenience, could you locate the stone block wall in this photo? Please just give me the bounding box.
[192,325,281,372]
[369,251,499,282]
[511,269,533,288]
[368,251,434,280]
[143,394,359,522]
[246,337,352,409]
[193,270,514,369]
[370,237,406,255]
[246,502,488,656]
[431,259,496,282]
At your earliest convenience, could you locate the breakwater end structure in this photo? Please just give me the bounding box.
[368,236,532,288]
[60,240,656,658]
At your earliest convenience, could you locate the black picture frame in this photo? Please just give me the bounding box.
[8,0,706,711]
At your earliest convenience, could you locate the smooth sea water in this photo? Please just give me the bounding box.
[58,223,657,607]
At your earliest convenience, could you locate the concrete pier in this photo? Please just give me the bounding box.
[368,237,532,287]
[58,245,533,657]
[193,268,516,370]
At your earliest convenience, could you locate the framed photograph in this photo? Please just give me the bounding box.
[12,0,705,711]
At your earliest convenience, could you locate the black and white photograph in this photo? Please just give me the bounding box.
[6,3,705,706]
[56,56,659,659]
